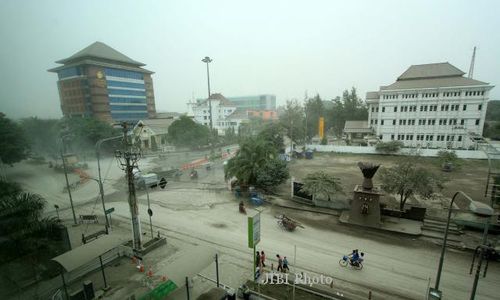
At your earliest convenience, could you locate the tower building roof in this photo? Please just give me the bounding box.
[55,41,145,66]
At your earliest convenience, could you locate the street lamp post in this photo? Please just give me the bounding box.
[60,135,77,225]
[96,135,122,229]
[469,218,491,300]
[86,177,110,232]
[54,204,60,220]
[432,191,493,298]
[202,56,213,130]
[145,186,154,239]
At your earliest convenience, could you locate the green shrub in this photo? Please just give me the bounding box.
[375,141,403,154]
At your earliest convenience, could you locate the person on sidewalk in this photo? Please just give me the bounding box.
[283,256,290,272]
[260,251,266,268]
[276,254,283,272]
[256,251,261,268]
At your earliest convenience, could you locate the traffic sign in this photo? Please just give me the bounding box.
[147,208,153,217]
[105,207,115,215]
[159,177,167,189]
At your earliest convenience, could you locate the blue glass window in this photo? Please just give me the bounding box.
[106,80,145,89]
[109,97,146,104]
[110,105,147,111]
[104,68,143,80]
[108,88,146,96]
[58,67,83,79]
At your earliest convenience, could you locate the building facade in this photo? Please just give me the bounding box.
[191,93,247,135]
[133,118,176,152]
[247,110,278,121]
[197,94,276,111]
[366,62,494,149]
[227,94,276,111]
[49,42,156,123]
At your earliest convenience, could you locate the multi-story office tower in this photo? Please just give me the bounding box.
[366,62,494,149]
[49,42,156,122]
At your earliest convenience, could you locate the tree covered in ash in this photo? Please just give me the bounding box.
[0,113,30,165]
[167,115,211,148]
[379,159,445,210]
[225,137,289,191]
[300,171,343,201]
[0,179,64,283]
[16,116,119,159]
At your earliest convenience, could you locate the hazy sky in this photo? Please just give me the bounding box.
[1,0,499,119]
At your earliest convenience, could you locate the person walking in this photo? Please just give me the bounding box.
[260,251,266,268]
[276,254,283,272]
[283,256,290,273]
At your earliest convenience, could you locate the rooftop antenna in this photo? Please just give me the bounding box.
[468,46,476,79]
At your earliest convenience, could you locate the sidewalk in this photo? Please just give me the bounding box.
[265,196,341,216]
[267,196,422,235]
[339,211,422,236]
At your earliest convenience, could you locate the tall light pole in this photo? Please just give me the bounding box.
[431,191,494,299]
[60,135,77,225]
[202,56,213,130]
[96,135,122,229]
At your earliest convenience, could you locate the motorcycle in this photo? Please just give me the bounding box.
[189,169,198,179]
[339,255,363,270]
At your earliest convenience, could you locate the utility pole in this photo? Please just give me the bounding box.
[115,123,142,250]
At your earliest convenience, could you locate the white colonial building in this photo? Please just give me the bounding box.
[366,62,494,149]
[190,93,248,135]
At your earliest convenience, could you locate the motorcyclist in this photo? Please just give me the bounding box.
[358,252,365,264]
[239,200,246,214]
[349,249,360,266]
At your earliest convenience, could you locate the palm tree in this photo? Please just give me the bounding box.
[0,180,60,263]
[225,137,276,186]
[300,171,343,201]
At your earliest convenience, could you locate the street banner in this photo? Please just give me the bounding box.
[248,213,260,248]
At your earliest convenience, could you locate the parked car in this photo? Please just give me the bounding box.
[134,172,158,189]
